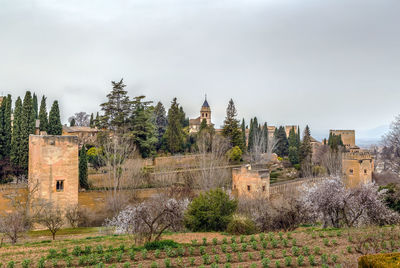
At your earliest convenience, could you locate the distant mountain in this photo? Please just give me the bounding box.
[357,125,390,147]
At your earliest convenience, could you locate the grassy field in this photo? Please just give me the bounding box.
[1,225,399,267]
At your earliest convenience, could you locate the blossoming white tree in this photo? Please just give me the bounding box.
[303,177,399,228]
[105,195,188,242]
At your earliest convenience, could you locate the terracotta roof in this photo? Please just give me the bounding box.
[189,117,201,125]
[63,126,99,133]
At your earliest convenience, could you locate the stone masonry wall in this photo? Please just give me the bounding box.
[28,135,79,210]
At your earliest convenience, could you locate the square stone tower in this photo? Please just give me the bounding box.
[232,165,270,199]
[28,135,79,209]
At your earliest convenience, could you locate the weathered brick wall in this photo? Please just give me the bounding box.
[28,135,78,210]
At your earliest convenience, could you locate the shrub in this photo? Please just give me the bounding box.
[64,256,72,267]
[72,246,82,256]
[262,258,271,268]
[185,188,237,231]
[202,237,207,246]
[331,254,338,263]
[321,253,328,264]
[221,244,227,253]
[47,249,58,259]
[164,258,172,268]
[248,252,254,260]
[189,257,195,266]
[227,146,242,162]
[252,241,258,250]
[241,243,248,251]
[323,238,329,246]
[104,252,113,263]
[22,260,31,268]
[202,254,210,265]
[38,258,46,268]
[297,255,304,266]
[275,260,281,268]
[284,256,292,267]
[145,240,180,250]
[155,249,161,258]
[123,263,130,268]
[224,264,231,268]
[214,255,220,263]
[231,236,236,243]
[308,255,316,266]
[141,249,148,259]
[213,238,218,245]
[313,246,321,255]
[151,262,158,268]
[129,249,136,260]
[292,246,299,256]
[200,246,206,255]
[237,252,243,262]
[226,253,232,262]
[347,246,352,253]
[227,215,257,235]
[222,237,228,244]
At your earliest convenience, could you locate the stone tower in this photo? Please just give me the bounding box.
[200,96,211,125]
[28,135,79,210]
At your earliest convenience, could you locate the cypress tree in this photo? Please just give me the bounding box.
[3,95,12,157]
[164,98,185,153]
[89,113,94,127]
[153,101,168,150]
[0,99,5,159]
[48,101,63,135]
[241,118,246,151]
[248,118,254,152]
[10,97,23,171]
[19,91,36,173]
[38,96,48,132]
[70,118,76,127]
[79,146,89,189]
[95,112,100,128]
[273,126,289,157]
[288,127,299,164]
[199,118,208,132]
[32,93,38,119]
[263,122,268,152]
[300,125,313,163]
[222,99,243,150]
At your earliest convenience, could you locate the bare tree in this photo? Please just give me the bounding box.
[0,211,29,244]
[382,114,400,174]
[105,195,188,243]
[68,112,90,127]
[37,203,64,240]
[65,205,90,228]
[195,132,231,191]
[265,136,278,163]
[250,129,266,164]
[100,134,138,214]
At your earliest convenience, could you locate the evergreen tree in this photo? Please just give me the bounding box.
[48,100,62,135]
[179,106,189,128]
[222,99,243,150]
[300,125,313,163]
[288,127,299,164]
[248,118,254,152]
[0,99,5,159]
[262,122,269,153]
[153,101,168,150]
[199,118,208,132]
[32,93,38,119]
[70,118,76,127]
[100,79,131,133]
[79,146,89,189]
[89,113,94,128]
[129,96,158,158]
[241,119,246,152]
[164,98,185,153]
[273,126,289,157]
[328,133,343,152]
[38,96,48,132]
[95,112,100,127]
[20,91,36,173]
[11,97,23,170]
[3,95,12,157]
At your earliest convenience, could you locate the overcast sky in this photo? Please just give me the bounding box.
[1,0,399,142]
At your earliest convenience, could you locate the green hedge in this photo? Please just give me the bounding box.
[358,252,400,268]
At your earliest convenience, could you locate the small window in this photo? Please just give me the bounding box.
[56,180,64,191]
[234,185,236,189]
[364,169,367,174]
[206,113,208,117]
[247,185,251,191]
[349,169,354,175]
[202,113,204,117]
[262,185,266,192]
